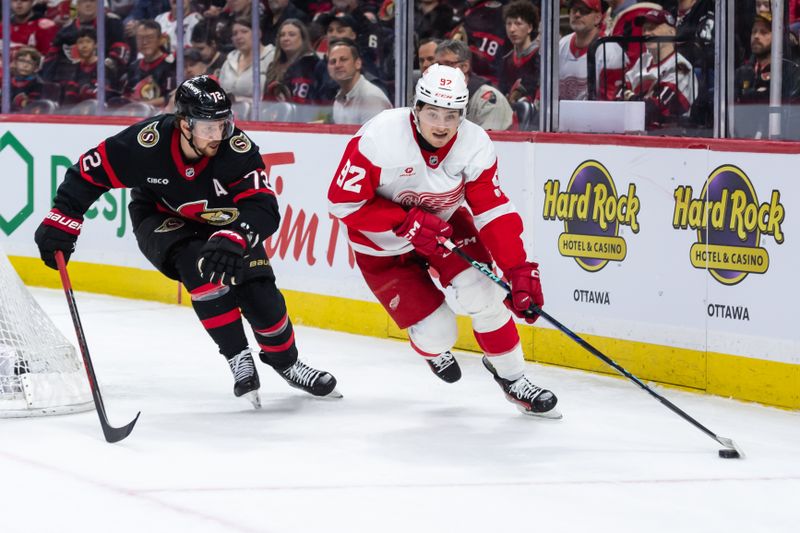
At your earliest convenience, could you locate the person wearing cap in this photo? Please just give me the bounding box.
[734,12,800,137]
[328,38,392,124]
[621,8,697,129]
[600,0,662,68]
[327,63,561,419]
[435,39,513,130]
[559,0,626,101]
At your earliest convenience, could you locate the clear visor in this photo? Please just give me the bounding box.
[417,106,462,129]
[189,117,235,141]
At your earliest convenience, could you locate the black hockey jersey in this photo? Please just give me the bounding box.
[457,0,508,87]
[52,114,280,242]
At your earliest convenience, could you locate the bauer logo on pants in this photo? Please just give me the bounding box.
[672,164,785,286]
[542,160,640,272]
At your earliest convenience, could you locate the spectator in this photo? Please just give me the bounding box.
[155,0,204,53]
[735,13,800,107]
[559,0,626,101]
[499,0,540,105]
[61,28,124,105]
[328,38,391,124]
[435,39,513,130]
[218,17,276,101]
[8,47,44,111]
[183,48,208,77]
[450,0,508,87]
[124,0,170,39]
[190,20,228,77]
[315,0,389,86]
[40,0,73,26]
[418,37,441,74]
[263,0,310,47]
[264,19,320,103]
[622,9,697,128]
[415,0,458,40]
[124,19,176,107]
[42,0,130,84]
[601,0,663,67]
[212,0,263,53]
[675,0,714,65]
[1,0,59,56]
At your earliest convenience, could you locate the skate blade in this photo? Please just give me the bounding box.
[516,404,562,419]
[243,390,262,409]
[319,387,343,400]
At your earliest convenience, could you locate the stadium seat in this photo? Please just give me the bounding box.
[231,100,252,121]
[22,99,59,114]
[259,101,296,123]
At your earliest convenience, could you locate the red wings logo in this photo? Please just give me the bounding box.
[395,182,465,213]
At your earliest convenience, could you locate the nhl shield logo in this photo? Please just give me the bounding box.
[429,155,438,166]
[185,167,195,178]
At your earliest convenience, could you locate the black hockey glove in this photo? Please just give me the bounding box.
[197,230,248,285]
[34,208,83,270]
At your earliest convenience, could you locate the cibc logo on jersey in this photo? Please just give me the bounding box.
[543,160,640,272]
[672,164,785,285]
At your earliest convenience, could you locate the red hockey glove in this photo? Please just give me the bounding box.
[394,207,453,257]
[34,208,83,270]
[197,230,247,285]
[505,262,544,324]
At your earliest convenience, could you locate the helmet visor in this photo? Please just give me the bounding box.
[189,116,235,141]
[417,106,462,129]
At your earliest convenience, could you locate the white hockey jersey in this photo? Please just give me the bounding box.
[558,33,626,101]
[327,108,526,271]
[624,50,697,122]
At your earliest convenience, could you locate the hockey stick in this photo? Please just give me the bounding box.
[54,251,140,443]
[438,237,743,458]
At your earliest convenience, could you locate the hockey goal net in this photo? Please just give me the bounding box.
[0,245,93,417]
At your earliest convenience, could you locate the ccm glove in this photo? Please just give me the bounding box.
[394,207,452,257]
[505,262,544,324]
[34,208,83,270]
[197,230,248,285]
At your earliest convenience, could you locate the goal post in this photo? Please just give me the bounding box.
[0,246,93,417]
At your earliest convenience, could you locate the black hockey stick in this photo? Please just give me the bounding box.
[55,251,140,443]
[438,237,743,458]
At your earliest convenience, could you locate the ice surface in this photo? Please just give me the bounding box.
[2,289,799,533]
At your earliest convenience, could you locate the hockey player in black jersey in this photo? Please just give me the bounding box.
[34,75,341,408]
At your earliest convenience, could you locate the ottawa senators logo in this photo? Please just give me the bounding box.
[230,133,252,153]
[137,121,160,147]
[162,199,240,226]
[154,217,185,233]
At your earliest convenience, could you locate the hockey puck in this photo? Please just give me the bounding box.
[718,449,740,459]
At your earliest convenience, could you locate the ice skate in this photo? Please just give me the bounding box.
[482,356,561,419]
[274,358,342,399]
[228,349,261,409]
[425,351,461,383]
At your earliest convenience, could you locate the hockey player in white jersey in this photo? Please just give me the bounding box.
[327,64,560,418]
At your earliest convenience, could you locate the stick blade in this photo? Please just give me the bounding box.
[715,436,745,458]
[102,411,141,443]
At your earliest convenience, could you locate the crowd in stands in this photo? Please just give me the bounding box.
[0,0,798,137]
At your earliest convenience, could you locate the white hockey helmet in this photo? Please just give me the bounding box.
[414,64,469,111]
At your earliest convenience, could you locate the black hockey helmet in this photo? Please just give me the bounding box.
[175,75,235,140]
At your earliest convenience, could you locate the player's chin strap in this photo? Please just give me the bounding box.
[178,117,205,158]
